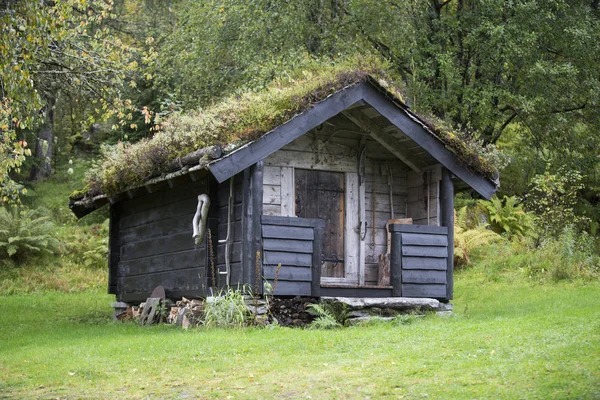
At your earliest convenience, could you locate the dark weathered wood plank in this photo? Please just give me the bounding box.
[362,83,497,199]
[402,257,447,270]
[389,224,448,234]
[401,233,448,246]
[120,231,198,261]
[263,265,312,282]
[263,251,312,267]
[311,219,325,297]
[265,280,312,296]
[119,266,206,296]
[226,262,244,289]
[119,247,205,277]
[217,203,243,221]
[119,179,207,217]
[263,238,313,253]
[402,245,448,258]
[120,288,207,304]
[262,225,314,240]
[441,167,455,300]
[108,204,120,295]
[209,84,364,183]
[241,163,263,291]
[216,242,242,264]
[120,212,194,244]
[119,196,200,230]
[402,270,447,284]
[217,176,244,207]
[401,283,447,298]
[390,230,402,297]
[319,286,393,298]
[261,215,324,228]
[217,221,243,242]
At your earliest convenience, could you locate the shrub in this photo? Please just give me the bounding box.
[527,168,589,236]
[478,195,537,239]
[202,286,248,328]
[307,302,351,329]
[59,219,109,268]
[467,227,599,282]
[541,226,600,281]
[307,303,341,329]
[0,207,60,262]
[454,206,504,267]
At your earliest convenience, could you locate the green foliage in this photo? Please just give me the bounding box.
[0,207,59,261]
[0,0,139,201]
[454,206,504,267]
[80,56,500,198]
[307,301,351,329]
[527,167,588,236]
[478,195,536,239]
[306,303,341,330]
[0,122,31,205]
[202,287,248,328]
[59,220,109,269]
[468,227,599,283]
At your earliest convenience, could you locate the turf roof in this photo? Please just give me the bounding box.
[75,61,499,203]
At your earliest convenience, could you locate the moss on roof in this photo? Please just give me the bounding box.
[77,57,498,201]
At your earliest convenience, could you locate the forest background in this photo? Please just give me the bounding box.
[0,0,599,280]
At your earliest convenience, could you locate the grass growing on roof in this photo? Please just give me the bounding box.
[82,55,499,199]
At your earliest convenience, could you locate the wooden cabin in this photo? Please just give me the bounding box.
[71,78,498,304]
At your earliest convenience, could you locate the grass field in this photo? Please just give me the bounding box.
[1,268,599,399]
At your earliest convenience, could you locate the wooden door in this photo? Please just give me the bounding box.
[295,169,345,278]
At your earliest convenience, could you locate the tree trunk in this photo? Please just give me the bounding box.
[29,97,55,181]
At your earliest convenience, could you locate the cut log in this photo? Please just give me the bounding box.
[378,254,390,286]
[165,145,222,171]
[321,296,440,310]
[139,297,161,326]
[378,218,412,286]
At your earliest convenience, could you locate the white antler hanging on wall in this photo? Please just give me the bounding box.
[192,194,210,245]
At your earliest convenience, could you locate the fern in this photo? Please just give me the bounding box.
[455,207,504,267]
[307,304,341,329]
[0,207,59,262]
[478,195,537,239]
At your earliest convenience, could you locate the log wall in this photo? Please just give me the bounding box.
[113,176,214,303]
[215,173,245,288]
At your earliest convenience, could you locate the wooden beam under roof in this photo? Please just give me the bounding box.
[342,109,423,173]
[209,84,365,183]
[362,83,497,199]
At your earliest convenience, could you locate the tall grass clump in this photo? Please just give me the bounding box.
[203,286,248,328]
[454,206,504,267]
[466,226,599,283]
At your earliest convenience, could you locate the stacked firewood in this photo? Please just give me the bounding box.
[166,297,204,328]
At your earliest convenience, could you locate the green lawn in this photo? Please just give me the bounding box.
[1,272,599,399]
